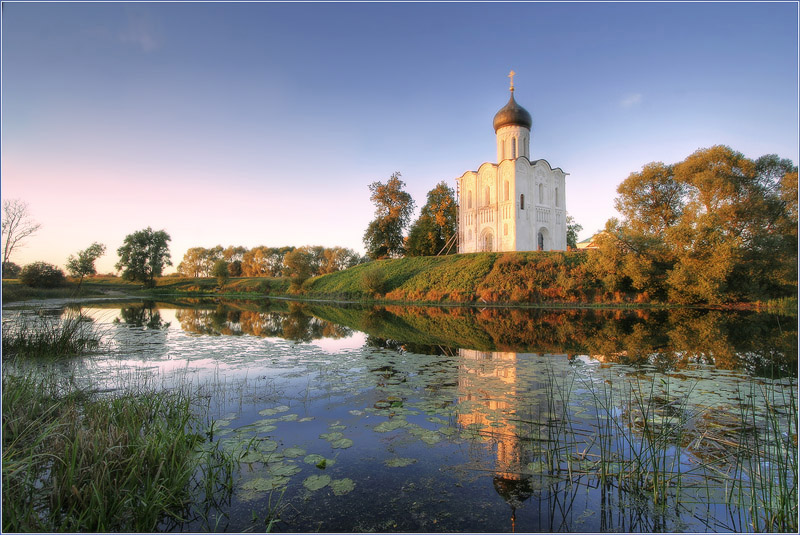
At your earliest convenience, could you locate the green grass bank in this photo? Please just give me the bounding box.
[3,252,796,312]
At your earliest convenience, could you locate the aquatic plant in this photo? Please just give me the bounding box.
[526,364,800,532]
[2,310,102,360]
[1,371,236,532]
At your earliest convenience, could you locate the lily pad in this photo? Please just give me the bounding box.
[283,447,306,458]
[257,439,279,453]
[241,475,290,493]
[303,454,325,465]
[408,426,441,445]
[384,457,417,468]
[279,413,299,422]
[303,454,335,468]
[259,405,290,416]
[330,478,355,495]
[373,419,409,433]
[267,462,301,478]
[240,450,266,463]
[330,437,354,449]
[298,416,315,423]
[303,474,331,491]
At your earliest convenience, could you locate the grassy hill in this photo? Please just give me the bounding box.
[303,251,601,305]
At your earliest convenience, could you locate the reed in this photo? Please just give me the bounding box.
[1,370,236,532]
[530,366,798,532]
[2,311,102,359]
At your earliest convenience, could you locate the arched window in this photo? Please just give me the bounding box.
[555,187,560,207]
[538,232,544,251]
[485,187,490,205]
[467,190,472,209]
[504,181,509,201]
[539,183,544,203]
[520,194,525,210]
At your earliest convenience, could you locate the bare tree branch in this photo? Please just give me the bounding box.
[2,199,41,265]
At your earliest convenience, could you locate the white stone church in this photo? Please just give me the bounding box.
[456,72,567,253]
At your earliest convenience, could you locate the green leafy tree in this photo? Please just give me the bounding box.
[406,181,457,257]
[66,242,106,289]
[283,247,313,293]
[115,227,172,288]
[566,214,583,250]
[363,172,415,259]
[20,261,65,288]
[212,259,229,286]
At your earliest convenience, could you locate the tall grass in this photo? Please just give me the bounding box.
[523,366,798,532]
[2,311,102,359]
[1,370,236,532]
[729,381,798,531]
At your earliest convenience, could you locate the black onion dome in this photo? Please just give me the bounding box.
[492,92,532,132]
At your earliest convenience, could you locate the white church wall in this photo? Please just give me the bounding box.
[496,125,530,161]
[456,83,567,254]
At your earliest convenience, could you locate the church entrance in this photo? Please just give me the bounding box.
[537,227,550,251]
[480,229,494,252]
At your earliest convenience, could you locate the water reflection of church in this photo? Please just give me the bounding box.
[457,349,567,531]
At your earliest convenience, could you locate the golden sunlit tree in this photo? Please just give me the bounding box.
[363,172,415,259]
[589,145,797,304]
[406,181,458,257]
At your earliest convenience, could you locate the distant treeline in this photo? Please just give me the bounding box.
[176,245,368,279]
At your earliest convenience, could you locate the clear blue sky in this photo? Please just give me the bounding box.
[2,1,798,274]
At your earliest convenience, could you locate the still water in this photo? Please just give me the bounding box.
[5,298,797,532]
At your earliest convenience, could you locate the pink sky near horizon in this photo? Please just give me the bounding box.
[2,2,797,276]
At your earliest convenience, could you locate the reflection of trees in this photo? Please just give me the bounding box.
[311,305,796,378]
[174,302,352,343]
[114,302,169,330]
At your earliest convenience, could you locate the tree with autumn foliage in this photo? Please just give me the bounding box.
[363,172,416,259]
[588,146,797,304]
[406,181,458,257]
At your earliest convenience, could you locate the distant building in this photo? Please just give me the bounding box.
[456,71,568,253]
[576,232,606,250]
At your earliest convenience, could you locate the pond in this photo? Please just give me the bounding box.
[3,298,797,532]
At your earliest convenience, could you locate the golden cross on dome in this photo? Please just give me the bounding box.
[508,70,516,91]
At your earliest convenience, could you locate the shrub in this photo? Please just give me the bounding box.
[211,259,229,286]
[361,265,387,296]
[2,261,21,279]
[20,262,65,288]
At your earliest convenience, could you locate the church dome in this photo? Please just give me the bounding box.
[492,92,532,132]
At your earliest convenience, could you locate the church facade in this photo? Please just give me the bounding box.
[456,73,567,253]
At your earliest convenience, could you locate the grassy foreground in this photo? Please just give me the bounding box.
[1,315,237,532]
